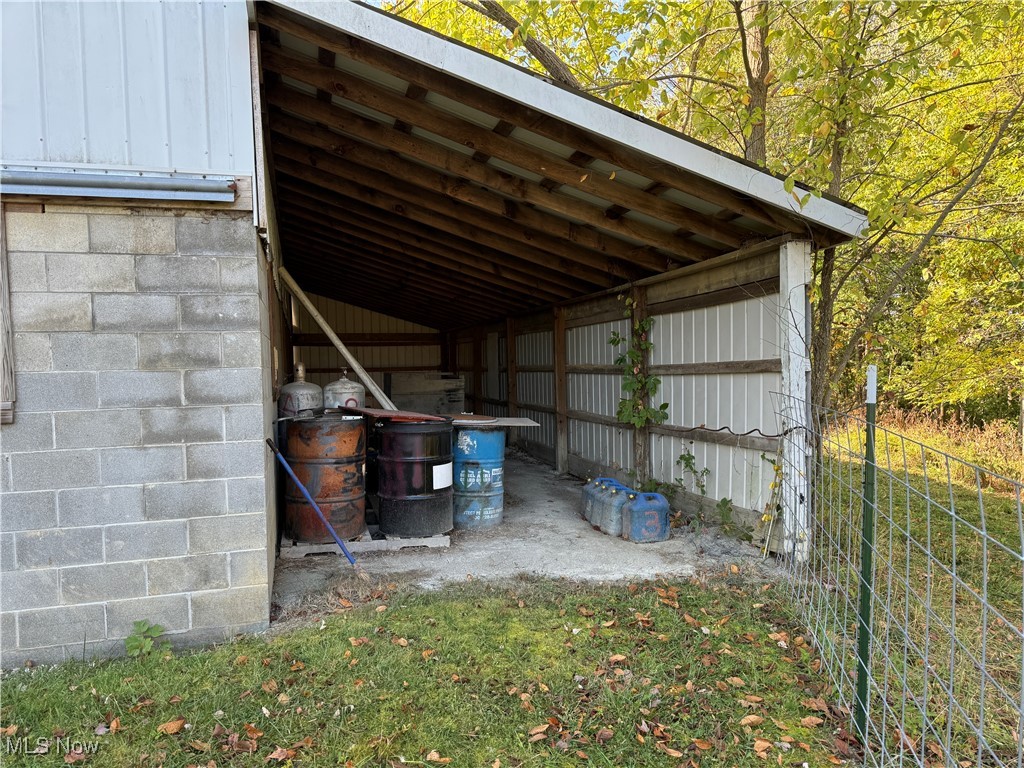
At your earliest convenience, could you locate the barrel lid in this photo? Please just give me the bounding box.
[447,413,499,426]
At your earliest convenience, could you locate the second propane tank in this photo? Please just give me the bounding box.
[324,368,365,409]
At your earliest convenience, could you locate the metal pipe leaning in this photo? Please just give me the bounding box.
[278,266,398,411]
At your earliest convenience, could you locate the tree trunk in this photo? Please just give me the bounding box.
[735,0,770,165]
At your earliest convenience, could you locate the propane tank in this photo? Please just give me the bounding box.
[323,368,366,409]
[277,362,323,419]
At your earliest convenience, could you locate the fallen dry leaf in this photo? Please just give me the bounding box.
[188,740,211,752]
[425,750,452,763]
[754,738,772,753]
[235,655,249,665]
[109,718,120,734]
[422,649,435,660]
[655,742,684,758]
[262,680,278,694]
[726,676,746,688]
[595,728,613,743]
[63,751,87,764]
[0,725,17,737]
[608,654,627,664]
[801,716,824,728]
[156,717,186,735]
[744,695,764,703]
[289,660,305,671]
[349,637,369,647]
[244,724,264,739]
[392,637,409,647]
[266,746,296,762]
[692,738,713,750]
[491,761,501,768]
[528,724,549,736]
[740,715,765,727]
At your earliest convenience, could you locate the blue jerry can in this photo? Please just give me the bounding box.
[622,492,671,543]
[600,485,631,537]
[582,477,617,522]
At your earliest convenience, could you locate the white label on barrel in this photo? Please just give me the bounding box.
[433,462,453,490]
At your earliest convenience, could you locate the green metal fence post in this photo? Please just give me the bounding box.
[854,365,878,743]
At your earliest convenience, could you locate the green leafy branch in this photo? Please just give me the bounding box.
[609,293,669,429]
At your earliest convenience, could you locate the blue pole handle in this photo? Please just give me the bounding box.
[266,438,358,567]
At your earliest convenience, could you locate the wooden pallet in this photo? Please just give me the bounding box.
[279,530,450,559]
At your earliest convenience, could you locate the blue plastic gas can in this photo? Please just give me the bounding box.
[600,485,631,537]
[622,492,671,543]
[582,477,617,522]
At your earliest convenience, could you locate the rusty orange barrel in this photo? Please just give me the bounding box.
[285,414,366,543]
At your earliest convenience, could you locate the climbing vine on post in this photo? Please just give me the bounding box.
[609,288,667,484]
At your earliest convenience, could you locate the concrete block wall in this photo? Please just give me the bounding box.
[0,206,273,666]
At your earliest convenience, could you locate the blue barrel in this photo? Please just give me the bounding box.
[453,426,506,529]
[622,492,671,543]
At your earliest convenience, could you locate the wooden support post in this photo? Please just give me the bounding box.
[506,317,519,446]
[554,307,568,474]
[779,240,813,561]
[632,284,651,486]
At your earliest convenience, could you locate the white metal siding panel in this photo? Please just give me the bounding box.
[649,295,780,365]
[648,293,783,510]
[567,320,626,365]
[520,409,555,449]
[651,434,769,512]
[1,0,254,174]
[517,372,553,410]
[515,331,552,367]
[567,374,621,418]
[569,420,633,473]
[82,2,129,165]
[40,2,87,163]
[123,0,170,166]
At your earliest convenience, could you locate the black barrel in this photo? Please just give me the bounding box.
[376,418,454,537]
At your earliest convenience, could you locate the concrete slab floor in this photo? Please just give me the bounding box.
[271,451,782,615]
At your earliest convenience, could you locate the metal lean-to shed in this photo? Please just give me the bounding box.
[255,1,868,549]
[0,0,867,667]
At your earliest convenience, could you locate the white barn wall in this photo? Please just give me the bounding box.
[1,0,254,174]
[515,330,555,458]
[648,294,783,512]
[567,319,632,475]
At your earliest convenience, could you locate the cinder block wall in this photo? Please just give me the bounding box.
[0,205,273,666]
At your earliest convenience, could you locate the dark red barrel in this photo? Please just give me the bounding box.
[376,418,453,537]
[285,414,366,543]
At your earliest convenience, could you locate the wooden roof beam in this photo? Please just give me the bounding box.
[266,88,718,263]
[280,218,536,312]
[257,6,811,236]
[270,135,651,283]
[277,199,566,303]
[275,178,581,298]
[280,235,506,324]
[270,144,626,288]
[260,44,749,249]
[268,111,681,271]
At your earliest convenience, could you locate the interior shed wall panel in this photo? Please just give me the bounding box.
[291,294,440,389]
[0,0,254,174]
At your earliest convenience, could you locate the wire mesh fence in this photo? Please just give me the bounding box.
[776,395,1024,768]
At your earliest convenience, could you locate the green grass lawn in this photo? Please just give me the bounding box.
[1,577,850,767]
